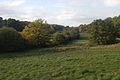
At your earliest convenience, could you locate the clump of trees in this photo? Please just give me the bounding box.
[0,27,25,52]
[112,16,120,37]
[78,15,120,45]
[21,19,80,47]
[0,18,81,52]
[52,27,80,45]
[90,19,118,45]
[79,24,88,33]
[22,19,54,47]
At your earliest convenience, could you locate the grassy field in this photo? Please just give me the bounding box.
[0,33,120,80]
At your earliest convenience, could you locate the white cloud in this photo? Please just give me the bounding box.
[45,10,93,26]
[0,0,120,26]
[0,0,44,21]
[0,0,26,7]
[68,0,83,6]
[10,0,26,6]
[104,0,120,7]
[17,6,44,21]
[56,11,76,20]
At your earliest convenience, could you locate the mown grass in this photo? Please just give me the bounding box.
[0,33,120,80]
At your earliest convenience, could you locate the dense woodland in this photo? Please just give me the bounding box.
[1,15,120,52]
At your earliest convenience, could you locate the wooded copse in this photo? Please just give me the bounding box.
[1,15,120,52]
[79,15,120,45]
[0,19,80,52]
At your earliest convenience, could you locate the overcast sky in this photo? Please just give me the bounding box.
[0,0,120,26]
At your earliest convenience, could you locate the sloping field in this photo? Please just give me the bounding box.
[0,34,120,80]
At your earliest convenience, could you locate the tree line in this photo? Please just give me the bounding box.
[0,19,80,52]
[0,17,65,32]
[0,17,29,31]
[1,15,120,52]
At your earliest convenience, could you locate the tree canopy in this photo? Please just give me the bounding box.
[22,19,54,47]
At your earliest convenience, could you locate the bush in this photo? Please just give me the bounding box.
[69,28,80,39]
[52,32,65,45]
[0,27,25,52]
[63,28,80,42]
[90,19,118,45]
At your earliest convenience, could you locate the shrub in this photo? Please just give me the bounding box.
[63,28,80,42]
[0,27,25,52]
[52,32,65,45]
[70,28,80,39]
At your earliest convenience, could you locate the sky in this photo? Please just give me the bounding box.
[0,0,120,26]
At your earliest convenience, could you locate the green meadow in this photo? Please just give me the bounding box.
[0,33,120,80]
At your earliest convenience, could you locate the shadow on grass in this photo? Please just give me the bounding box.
[0,33,90,59]
[0,47,72,59]
[0,44,92,59]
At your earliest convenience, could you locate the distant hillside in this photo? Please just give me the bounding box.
[50,24,65,32]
